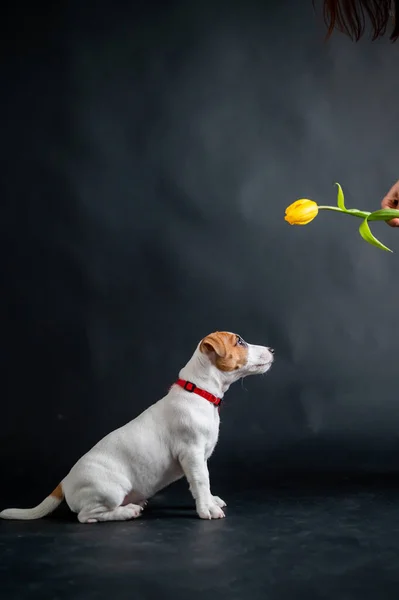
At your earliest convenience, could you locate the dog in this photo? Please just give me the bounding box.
[0,331,274,523]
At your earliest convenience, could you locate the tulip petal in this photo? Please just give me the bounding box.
[335,182,346,211]
[359,218,392,252]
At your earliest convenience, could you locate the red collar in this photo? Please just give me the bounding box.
[174,378,222,408]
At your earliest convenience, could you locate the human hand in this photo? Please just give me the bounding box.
[381,180,399,227]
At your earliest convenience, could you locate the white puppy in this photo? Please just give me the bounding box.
[0,331,274,523]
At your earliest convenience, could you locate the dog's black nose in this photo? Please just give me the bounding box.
[269,347,275,354]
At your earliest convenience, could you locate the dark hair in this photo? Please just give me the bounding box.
[320,0,399,41]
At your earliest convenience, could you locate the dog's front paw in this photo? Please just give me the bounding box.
[212,495,227,508]
[196,501,225,520]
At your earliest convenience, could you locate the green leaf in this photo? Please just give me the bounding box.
[367,209,399,222]
[335,182,346,211]
[359,218,392,252]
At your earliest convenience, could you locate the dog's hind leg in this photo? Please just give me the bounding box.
[78,503,143,523]
[71,482,144,524]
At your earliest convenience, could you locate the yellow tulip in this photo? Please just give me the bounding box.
[284,199,319,225]
[285,183,399,252]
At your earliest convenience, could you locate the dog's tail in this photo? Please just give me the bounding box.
[0,483,64,520]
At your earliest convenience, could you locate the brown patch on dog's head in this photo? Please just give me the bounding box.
[199,331,248,372]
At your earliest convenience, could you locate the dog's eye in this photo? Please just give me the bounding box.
[236,336,246,346]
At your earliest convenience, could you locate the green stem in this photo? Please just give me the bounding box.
[318,206,371,219]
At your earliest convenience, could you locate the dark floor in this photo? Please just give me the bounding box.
[2,481,399,600]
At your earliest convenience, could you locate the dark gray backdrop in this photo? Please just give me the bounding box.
[2,0,399,504]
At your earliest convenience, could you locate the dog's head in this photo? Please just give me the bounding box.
[198,331,274,381]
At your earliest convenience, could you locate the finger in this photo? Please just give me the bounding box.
[381,196,399,210]
[381,194,399,226]
[381,180,399,208]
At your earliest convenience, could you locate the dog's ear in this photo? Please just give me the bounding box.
[199,332,226,358]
